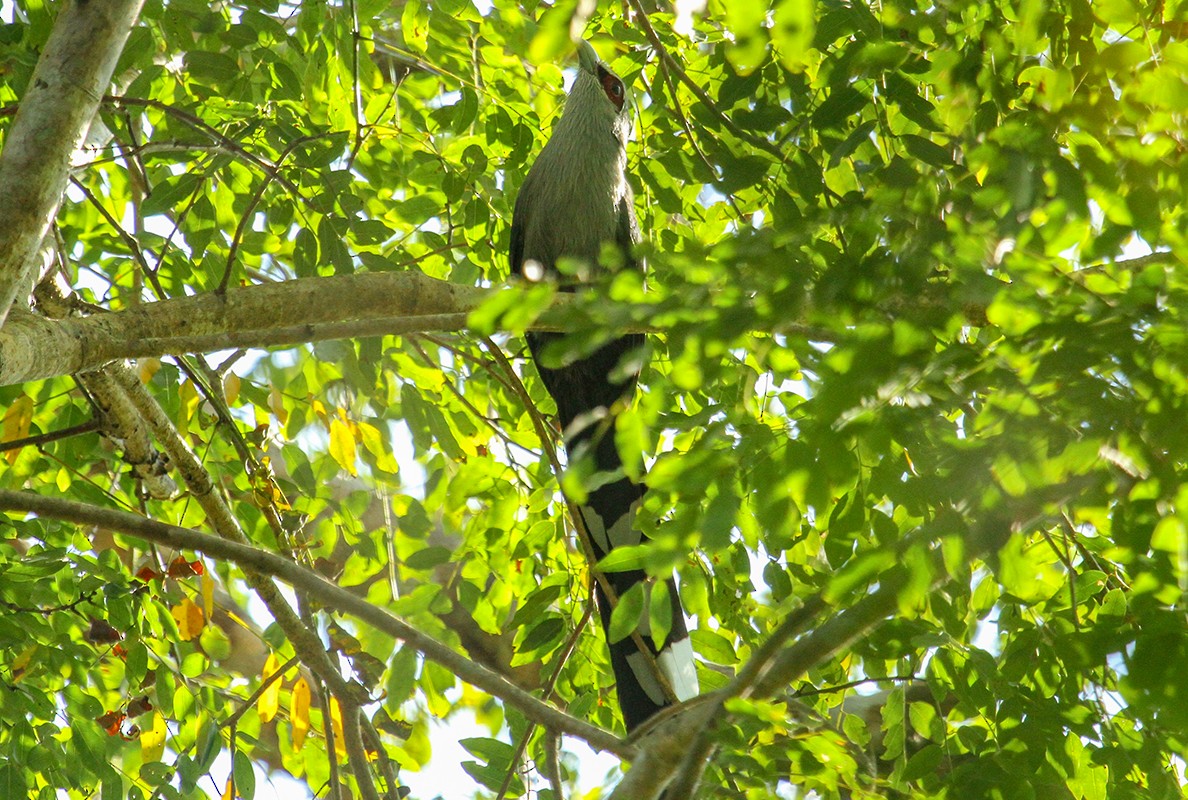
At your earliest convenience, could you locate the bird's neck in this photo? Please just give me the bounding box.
[538,116,628,207]
[552,76,629,162]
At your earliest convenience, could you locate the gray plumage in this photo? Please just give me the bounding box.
[511,40,638,285]
[509,40,698,733]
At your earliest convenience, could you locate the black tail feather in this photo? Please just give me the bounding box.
[528,331,698,731]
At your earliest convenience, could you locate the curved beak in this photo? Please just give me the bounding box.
[577,39,600,75]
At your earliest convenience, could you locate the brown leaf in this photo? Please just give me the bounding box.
[85,618,123,645]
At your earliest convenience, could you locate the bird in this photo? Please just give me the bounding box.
[509,39,699,732]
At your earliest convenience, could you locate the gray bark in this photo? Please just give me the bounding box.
[0,0,145,327]
[0,271,495,386]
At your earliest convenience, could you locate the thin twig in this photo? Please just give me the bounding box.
[0,489,632,759]
[69,177,156,280]
[792,674,921,699]
[495,603,594,799]
[105,95,314,206]
[339,699,382,800]
[220,655,301,729]
[625,3,787,162]
[543,732,564,799]
[1038,524,1080,627]
[221,135,325,293]
[0,419,100,453]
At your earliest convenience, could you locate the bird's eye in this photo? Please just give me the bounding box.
[600,72,626,110]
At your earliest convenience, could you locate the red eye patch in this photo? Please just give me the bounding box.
[597,66,626,110]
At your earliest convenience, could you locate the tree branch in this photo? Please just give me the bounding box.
[617,489,1089,799]
[77,367,178,500]
[625,2,787,162]
[0,0,145,327]
[0,265,843,388]
[0,270,491,386]
[0,419,99,453]
[0,489,633,760]
[106,360,374,715]
[105,96,313,205]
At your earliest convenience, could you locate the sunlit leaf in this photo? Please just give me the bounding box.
[608,583,645,644]
[170,598,205,641]
[328,416,358,476]
[291,678,311,751]
[2,394,33,464]
[140,712,167,764]
[258,654,282,723]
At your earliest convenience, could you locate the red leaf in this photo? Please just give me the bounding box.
[135,565,162,582]
[167,556,204,578]
[96,710,126,736]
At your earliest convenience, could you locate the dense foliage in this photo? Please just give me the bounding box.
[1,0,1186,797]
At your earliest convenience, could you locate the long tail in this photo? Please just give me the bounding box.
[528,332,699,731]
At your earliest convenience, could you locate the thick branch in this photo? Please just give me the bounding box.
[615,506,1031,799]
[0,0,145,327]
[108,361,372,709]
[79,368,177,500]
[0,271,492,385]
[0,489,632,760]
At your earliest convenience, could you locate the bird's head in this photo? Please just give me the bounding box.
[576,40,628,113]
[557,40,632,145]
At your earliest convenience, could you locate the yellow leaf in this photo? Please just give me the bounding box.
[358,421,399,474]
[291,677,311,750]
[11,645,36,681]
[398,720,431,769]
[225,610,252,631]
[2,394,33,464]
[178,379,199,429]
[223,372,240,406]
[139,357,161,384]
[170,598,205,640]
[258,653,281,723]
[329,697,346,758]
[311,398,328,425]
[329,417,357,476]
[269,385,288,425]
[222,776,234,800]
[201,569,215,619]
[55,468,70,492]
[141,712,167,763]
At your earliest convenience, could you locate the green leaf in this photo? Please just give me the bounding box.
[401,0,428,51]
[467,284,555,336]
[812,85,866,129]
[185,51,239,83]
[518,616,564,655]
[901,134,953,166]
[608,583,645,644]
[403,545,452,570]
[195,717,221,772]
[102,774,122,800]
[701,490,739,551]
[772,0,816,72]
[596,545,648,573]
[648,580,673,649]
[232,751,256,800]
[384,647,420,708]
[690,629,737,666]
[899,743,944,783]
[460,737,514,768]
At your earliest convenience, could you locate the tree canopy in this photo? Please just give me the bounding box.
[0,0,1186,798]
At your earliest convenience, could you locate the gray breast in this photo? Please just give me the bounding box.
[520,130,628,274]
